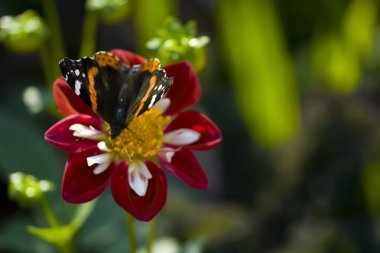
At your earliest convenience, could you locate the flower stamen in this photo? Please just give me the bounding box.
[106,108,171,163]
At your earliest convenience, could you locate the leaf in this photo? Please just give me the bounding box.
[185,20,197,37]
[27,225,76,246]
[134,0,177,53]
[218,0,300,146]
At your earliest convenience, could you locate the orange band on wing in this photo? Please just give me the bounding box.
[88,67,99,111]
[134,75,157,118]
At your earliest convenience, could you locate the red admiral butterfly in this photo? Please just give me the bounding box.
[59,51,174,139]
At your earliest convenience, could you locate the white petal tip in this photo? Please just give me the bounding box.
[162,128,201,146]
[97,141,111,152]
[153,98,171,113]
[86,153,112,175]
[128,161,152,196]
[159,147,177,162]
[69,123,104,140]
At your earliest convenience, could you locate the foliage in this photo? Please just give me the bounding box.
[146,17,209,71]
[0,10,46,53]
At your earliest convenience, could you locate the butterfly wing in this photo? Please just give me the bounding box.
[59,51,126,124]
[124,60,174,125]
[59,56,96,109]
[59,52,173,139]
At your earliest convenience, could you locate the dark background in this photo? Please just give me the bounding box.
[1,0,380,252]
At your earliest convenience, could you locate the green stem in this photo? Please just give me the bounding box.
[40,0,65,80]
[40,194,59,228]
[39,42,54,86]
[80,9,98,57]
[147,219,156,253]
[126,213,137,253]
[40,194,76,253]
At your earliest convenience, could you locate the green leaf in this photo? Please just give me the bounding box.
[218,0,300,146]
[27,225,76,246]
[145,17,210,71]
[133,0,177,53]
[311,0,378,94]
[86,0,130,24]
[8,172,55,208]
[0,10,47,53]
[185,20,197,37]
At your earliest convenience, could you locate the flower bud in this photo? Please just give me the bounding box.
[0,10,46,53]
[8,172,54,208]
[86,0,129,25]
[146,17,210,72]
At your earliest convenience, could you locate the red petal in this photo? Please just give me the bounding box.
[53,78,96,116]
[62,150,113,203]
[110,162,167,221]
[45,114,103,154]
[110,49,146,66]
[164,111,222,150]
[158,149,208,190]
[164,62,202,115]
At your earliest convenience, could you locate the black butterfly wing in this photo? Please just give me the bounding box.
[59,56,96,109]
[59,52,173,139]
[59,52,126,125]
[124,67,173,124]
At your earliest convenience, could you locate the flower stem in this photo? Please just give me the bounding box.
[126,213,137,253]
[147,219,156,253]
[39,42,55,86]
[80,9,98,57]
[40,194,76,253]
[40,0,65,80]
[40,194,59,227]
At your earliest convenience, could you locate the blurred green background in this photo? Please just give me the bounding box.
[1,0,380,252]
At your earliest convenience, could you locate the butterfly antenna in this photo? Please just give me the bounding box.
[118,136,132,162]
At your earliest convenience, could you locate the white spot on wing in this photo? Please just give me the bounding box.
[75,69,80,76]
[74,80,82,95]
[148,94,158,108]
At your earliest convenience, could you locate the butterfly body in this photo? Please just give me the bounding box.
[59,51,173,139]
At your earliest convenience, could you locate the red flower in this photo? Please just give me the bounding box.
[45,49,222,221]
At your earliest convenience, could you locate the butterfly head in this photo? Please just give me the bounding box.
[110,123,124,139]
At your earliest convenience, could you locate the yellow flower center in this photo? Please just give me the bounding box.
[105,108,171,163]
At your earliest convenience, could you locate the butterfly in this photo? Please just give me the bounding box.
[59,51,174,139]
